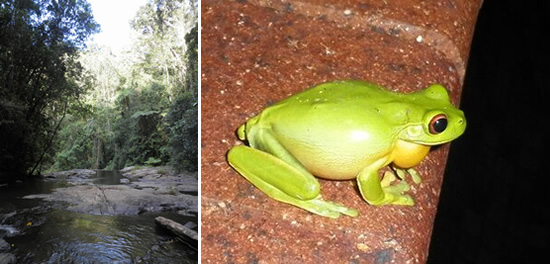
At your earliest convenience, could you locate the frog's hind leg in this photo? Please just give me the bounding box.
[228,145,358,218]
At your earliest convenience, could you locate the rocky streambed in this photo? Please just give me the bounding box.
[0,166,198,264]
[24,166,198,216]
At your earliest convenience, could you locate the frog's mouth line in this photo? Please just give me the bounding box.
[403,139,455,146]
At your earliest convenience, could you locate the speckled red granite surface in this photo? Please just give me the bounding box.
[201,0,481,262]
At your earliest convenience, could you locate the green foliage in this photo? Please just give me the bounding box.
[145,157,162,166]
[131,110,160,119]
[6,0,199,176]
[112,83,170,168]
[0,0,99,179]
[166,24,197,172]
[54,82,173,170]
[167,89,197,171]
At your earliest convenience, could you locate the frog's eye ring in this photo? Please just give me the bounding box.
[429,114,447,134]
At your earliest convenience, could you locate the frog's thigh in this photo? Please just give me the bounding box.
[228,145,358,218]
[228,145,320,200]
[251,127,314,178]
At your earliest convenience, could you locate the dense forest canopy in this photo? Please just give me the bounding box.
[0,0,198,182]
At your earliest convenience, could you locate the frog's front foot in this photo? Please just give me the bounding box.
[367,171,415,206]
[378,188,414,206]
[393,167,422,184]
[368,189,414,206]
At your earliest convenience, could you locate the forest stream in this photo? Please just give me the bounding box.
[0,1,198,262]
[0,168,198,263]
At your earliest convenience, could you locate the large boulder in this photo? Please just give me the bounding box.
[0,253,16,264]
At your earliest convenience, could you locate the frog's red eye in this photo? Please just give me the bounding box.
[429,114,447,134]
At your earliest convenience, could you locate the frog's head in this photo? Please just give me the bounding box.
[397,84,466,145]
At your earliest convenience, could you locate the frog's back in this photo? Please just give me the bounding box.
[266,80,401,128]
[254,80,402,178]
[276,80,393,107]
[264,80,400,127]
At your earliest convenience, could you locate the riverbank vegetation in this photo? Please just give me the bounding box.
[0,0,198,182]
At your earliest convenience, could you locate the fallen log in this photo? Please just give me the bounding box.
[155,216,198,248]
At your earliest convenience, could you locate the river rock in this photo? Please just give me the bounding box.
[42,169,96,178]
[24,185,197,216]
[120,178,130,184]
[0,239,9,251]
[0,225,18,238]
[42,169,97,185]
[0,253,15,264]
[25,166,198,216]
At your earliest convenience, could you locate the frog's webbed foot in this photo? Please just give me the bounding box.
[374,167,423,206]
[358,167,418,206]
[372,171,413,206]
[263,186,358,218]
[240,174,358,218]
[294,196,359,218]
[228,145,358,218]
[380,180,414,206]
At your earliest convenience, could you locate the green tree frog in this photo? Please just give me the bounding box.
[228,80,466,218]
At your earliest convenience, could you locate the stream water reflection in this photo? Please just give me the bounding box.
[0,171,197,263]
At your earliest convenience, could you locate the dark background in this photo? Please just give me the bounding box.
[428,0,546,263]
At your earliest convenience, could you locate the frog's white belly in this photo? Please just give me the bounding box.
[280,135,391,180]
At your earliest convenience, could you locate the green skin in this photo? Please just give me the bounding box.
[228,80,466,218]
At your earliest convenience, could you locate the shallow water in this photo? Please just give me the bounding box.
[0,171,197,263]
[93,170,124,185]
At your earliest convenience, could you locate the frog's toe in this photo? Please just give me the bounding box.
[305,199,358,218]
[324,201,358,217]
[407,168,422,184]
[368,191,414,206]
[377,180,414,206]
[387,186,415,206]
[384,180,410,193]
[306,206,341,218]
[301,201,341,218]
[381,171,398,187]
[391,194,414,206]
[337,206,359,217]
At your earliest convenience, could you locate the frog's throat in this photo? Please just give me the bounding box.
[391,140,430,168]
